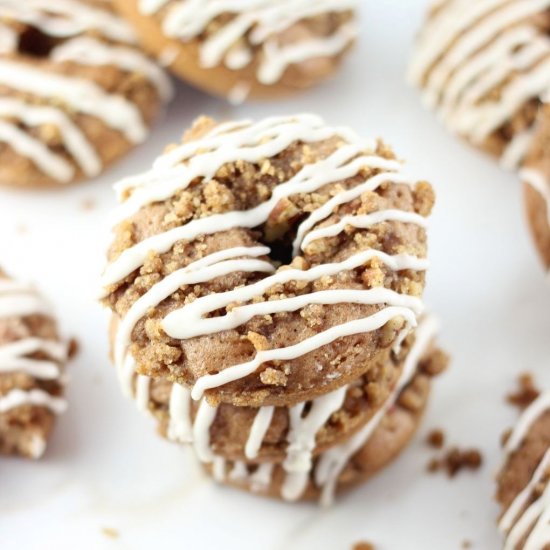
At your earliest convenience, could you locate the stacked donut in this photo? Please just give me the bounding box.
[0,0,172,188]
[113,0,358,101]
[100,114,447,503]
[0,271,68,459]
[409,0,550,274]
[497,392,550,548]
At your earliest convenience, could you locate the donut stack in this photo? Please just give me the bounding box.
[409,0,550,274]
[497,391,550,548]
[0,271,68,459]
[101,114,447,503]
[113,0,358,101]
[0,0,172,188]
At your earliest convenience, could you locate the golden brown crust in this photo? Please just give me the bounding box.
[104,116,434,407]
[0,0,166,189]
[113,0,355,100]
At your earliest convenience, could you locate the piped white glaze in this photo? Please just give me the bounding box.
[410,0,550,170]
[139,0,357,89]
[0,0,171,184]
[522,168,550,232]
[0,388,67,414]
[499,391,550,548]
[245,406,275,460]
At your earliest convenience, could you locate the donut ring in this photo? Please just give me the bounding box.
[101,114,435,408]
[114,317,447,503]
[0,270,68,459]
[113,0,357,101]
[0,0,172,188]
[409,0,550,174]
[497,391,550,548]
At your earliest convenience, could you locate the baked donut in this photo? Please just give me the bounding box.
[521,104,550,271]
[409,0,550,173]
[100,114,435,408]
[112,0,357,101]
[497,391,550,548]
[117,315,447,504]
[0,271,68,459]
[0,0,173,188]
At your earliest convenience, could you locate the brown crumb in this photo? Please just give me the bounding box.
[426,428,445,449]
[427,447,483,477]
[462,540,472,549]
[101,527,119,539]
[67,338,80,359]
[352,542,375,550]
[506,372,540,410]
[81,197,96,211]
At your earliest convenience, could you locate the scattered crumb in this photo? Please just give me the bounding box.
[81,197,96,211]
[67,337,80,359]
[426,428,445,449]
[427,447,483,477]
[462,540,472,549]
[352,542,375,550]
[506,372,540,410]
[101,527,119,539]
[15,222,28,235]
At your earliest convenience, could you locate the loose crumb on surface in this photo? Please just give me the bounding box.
[352,542,375,550]
[81,197,96,211]
[426,428,445,449]
[427,447,483,477]
[506,372,540,410]
[101,527,119,539]
[68,338,80,360]
[462,540,472,549]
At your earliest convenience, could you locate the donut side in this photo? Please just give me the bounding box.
[114,0,356,100]
[101,115,434,407]
[0,0,172,188]
[0,272,68,458]
[497,393,550,549]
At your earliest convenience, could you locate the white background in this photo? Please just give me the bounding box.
[1,1,550,548]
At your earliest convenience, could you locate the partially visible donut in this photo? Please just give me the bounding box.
[0,270,68,459]
[113,0,357,101]
[0,0,173,188]
[409,0,550,173]
[100,114,435,408]
[497,391,550,548]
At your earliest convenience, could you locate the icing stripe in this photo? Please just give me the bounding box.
[0,388,67,415]
[245,406,275,460]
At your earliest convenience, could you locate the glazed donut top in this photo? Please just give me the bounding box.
[499,391,550,549]
[410,0,550,170]
[0,0,172,185]
[139,0,357,86]
[101,114,433,407]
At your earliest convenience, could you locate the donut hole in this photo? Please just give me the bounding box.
[267,238,294,266]
[18,25,59,58]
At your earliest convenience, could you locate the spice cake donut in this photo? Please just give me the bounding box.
[409,0,550,174]
[521,105,550,271]
[497,391,550,548]
[115,314,447,504]
[112,0,357,101]
[0,0,173,188]
[0,271,68,459]
[100,114,435,409]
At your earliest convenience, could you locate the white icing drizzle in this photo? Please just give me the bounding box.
[0,0,136,43]
[52,37,174,102]
[140,0,357,87]
[0,338,66,379]
[29,434,47,459]
[135,375,151,413]
[0,279,52,318]
[245,406,275,460]
[192,399,218,463]
[499,391,550,548]
[249,463,274,493]
[0,0,172,184]
[410,0,550,169]
[314,314,439,506]
[105,114,430,405]
[0,98,101,179]
[0,388,67,415]
[0,60,147,143]
[167,383,193,443]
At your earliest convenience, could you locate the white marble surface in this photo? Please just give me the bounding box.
[1,1,550,548]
